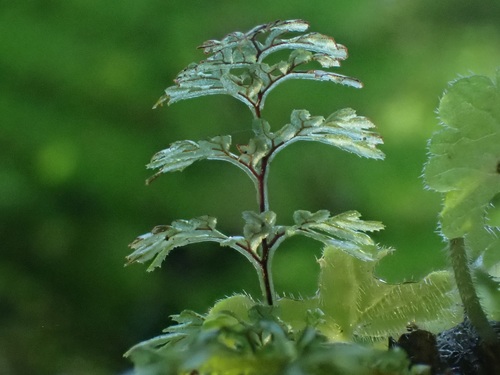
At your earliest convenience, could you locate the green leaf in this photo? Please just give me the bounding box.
[474,267,500,320]
[288,210,384,261]
[424,72,500,238]
[126,216,229,271]
[272,109,384,160]
[206,294,256,323]
[146,136,230,183]
[467,224,500,319]
[125,310,205,357]
[127,297,422,375]
[316,246,461,342]
[237,119,273,169]
[242,210,281,251]
[424,73,500,326]
[153,20,362,113]
[292,209,331,225]
[146,135,259,185]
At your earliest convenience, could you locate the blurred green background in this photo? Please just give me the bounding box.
[1,0,499,373]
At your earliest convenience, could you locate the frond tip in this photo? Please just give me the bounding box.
[153,19,363,114]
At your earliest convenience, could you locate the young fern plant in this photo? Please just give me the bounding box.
[126,19,385,306]
[123,20,469,375]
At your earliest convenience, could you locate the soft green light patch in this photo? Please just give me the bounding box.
[380,94,428,143]
[37,140,78,185]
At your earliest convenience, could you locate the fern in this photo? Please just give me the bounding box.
[127,19,384,306]
[124,20,477,375]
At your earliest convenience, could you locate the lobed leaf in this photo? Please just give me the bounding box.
[288,210,384,261]
[316,246,461,342]
[126,295,423,375]
[424,72,500,238]
[153,20,361,112]
[258,32,348,63]
[237,119,273,169]
[126,216,228,271]
[272,109,384,160]
[124,310,205,360]
[146,108,383,182]
[146,135,241,184]
[293,210,331,225]
[242,210,282,252]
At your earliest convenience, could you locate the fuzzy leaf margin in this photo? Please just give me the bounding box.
[154,19,362,113]
[276,108,384,160]
[288,210,384,261]
[145,108,384,184]
[126,216,229,271]
[424,72,500,239]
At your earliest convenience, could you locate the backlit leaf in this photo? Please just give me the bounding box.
[126,294,422,375]
[316,246,461,342]
[126,216,229,271]
[288,210,384,261]
[272,109,384,160]
[146,135,245,184]
[153,20,361,113]
[424,72,500,238]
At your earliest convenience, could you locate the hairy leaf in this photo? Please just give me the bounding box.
[146,135,259,184]
[288,210,384,261]
[147,107,383,186]
[127,295,424,375]
[126,216,229,271]
[126,255,457,374]
[272,109,384,160]
[316,246,461,342]
[154,19,361,113]
[424,72,500,238]
[124,310,205,360]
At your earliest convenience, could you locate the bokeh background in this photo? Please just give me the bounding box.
[1,0,499,373]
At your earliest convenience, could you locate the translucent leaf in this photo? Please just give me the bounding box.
[288,210,384,261]
[126,301,420,375]
[424,72,500,238]
[206,294,256,324]
[127,257,460,373]
[353,272,461,339]
[126,216,228,271]
[275,247,461,344]
[272,109,384,160]
[316,246,461,342]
